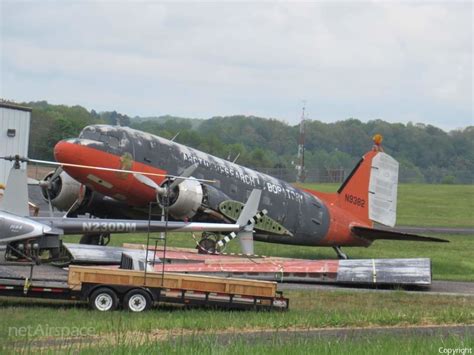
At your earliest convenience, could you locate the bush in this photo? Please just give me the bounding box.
[441,175,456,184]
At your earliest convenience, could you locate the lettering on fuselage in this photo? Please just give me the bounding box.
[182,152,304,202]
[9,224,24,233]
[344,194,366,208]
[82,222,137,232]
[266,182,304,202]
[182,152,260,187]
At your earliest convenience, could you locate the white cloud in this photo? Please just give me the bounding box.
[1,1,472,128]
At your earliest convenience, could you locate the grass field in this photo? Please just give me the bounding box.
[302,183,474,227]
[1,290,472,345]
[4,332,473,354]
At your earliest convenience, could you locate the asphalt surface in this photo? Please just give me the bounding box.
[278,280,474,296]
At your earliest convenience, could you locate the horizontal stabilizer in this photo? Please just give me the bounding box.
[352,226,449,243]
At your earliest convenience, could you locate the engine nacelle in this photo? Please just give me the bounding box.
[41,171,85,212]
[167,178,203,220]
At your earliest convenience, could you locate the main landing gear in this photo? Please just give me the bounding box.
[197,232,221,254]
[80,233,111,246]
[333,246,348,260]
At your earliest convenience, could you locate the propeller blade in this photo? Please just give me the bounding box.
[168,163,199,190]
[236,189,262,227]
[134,173,162,192]
[45,187,54,218]
[28,158,215,184]
[48,166,63,187]
[216,209,267,250]
[27,178,40,185]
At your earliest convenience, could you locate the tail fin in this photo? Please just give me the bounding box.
[337,150,399,227]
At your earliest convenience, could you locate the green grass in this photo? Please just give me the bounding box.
[0,290,472,342]
[301,183,474,228]
[4,333,473,354]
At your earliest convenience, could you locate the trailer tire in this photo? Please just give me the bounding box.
[89,287,119,312]
[123,289,152,312]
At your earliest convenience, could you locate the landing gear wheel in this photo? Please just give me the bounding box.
[123,289,152,312]
[80,233,111,246]
[197,232,220,254]
[89,287,119,312]
[99,233,110,246]
[198,238,217,254]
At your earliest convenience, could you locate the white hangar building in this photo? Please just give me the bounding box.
[0,102,31,186]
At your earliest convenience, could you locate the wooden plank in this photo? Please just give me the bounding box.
[67,266,277,297]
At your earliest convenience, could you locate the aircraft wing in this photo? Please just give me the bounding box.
[33,217,241,235]
[352,226,449,243]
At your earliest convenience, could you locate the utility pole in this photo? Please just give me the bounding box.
[296,102,306,183]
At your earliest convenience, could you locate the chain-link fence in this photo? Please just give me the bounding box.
[254,167,473,184]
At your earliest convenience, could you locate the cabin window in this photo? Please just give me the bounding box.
[230,184,238,195]
[108,136,119,148]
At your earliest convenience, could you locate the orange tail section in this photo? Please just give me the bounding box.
[337,149,399,228]
[302,147,399,246]
[336,150,378,226]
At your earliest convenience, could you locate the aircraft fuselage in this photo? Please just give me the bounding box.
[54,125,370,247]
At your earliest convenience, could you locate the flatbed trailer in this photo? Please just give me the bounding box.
[0,263,289,312]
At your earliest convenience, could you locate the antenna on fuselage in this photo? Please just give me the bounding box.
[170,132,180,142]
[232,153,240,164]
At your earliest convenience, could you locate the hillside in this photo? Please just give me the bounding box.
[15,100,474,184]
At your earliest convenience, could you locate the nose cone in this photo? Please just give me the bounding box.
[54,139,82,165]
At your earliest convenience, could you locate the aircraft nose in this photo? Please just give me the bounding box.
[54,139,84,165]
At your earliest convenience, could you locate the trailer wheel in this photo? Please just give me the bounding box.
[124,289,152,312]
[89,287,118,312]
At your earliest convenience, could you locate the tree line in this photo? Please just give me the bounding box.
[23,101,473,184]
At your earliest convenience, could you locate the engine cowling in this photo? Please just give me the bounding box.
[41,170,85,212]
[166,178,204,220]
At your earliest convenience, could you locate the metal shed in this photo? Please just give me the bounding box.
[0,102,31,185]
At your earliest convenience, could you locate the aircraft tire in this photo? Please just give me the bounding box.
[198,238,216,254]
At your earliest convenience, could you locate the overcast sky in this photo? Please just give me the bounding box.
[1,1,472,130]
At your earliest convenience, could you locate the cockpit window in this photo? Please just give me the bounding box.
[99,134,119,148]
[79,128,100,141]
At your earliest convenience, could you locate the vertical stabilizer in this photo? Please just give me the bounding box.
[337,150,399,227]
[0,166,29,216]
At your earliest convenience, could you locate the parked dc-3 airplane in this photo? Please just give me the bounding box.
[0,156,264,260]
[41,125,446,258]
